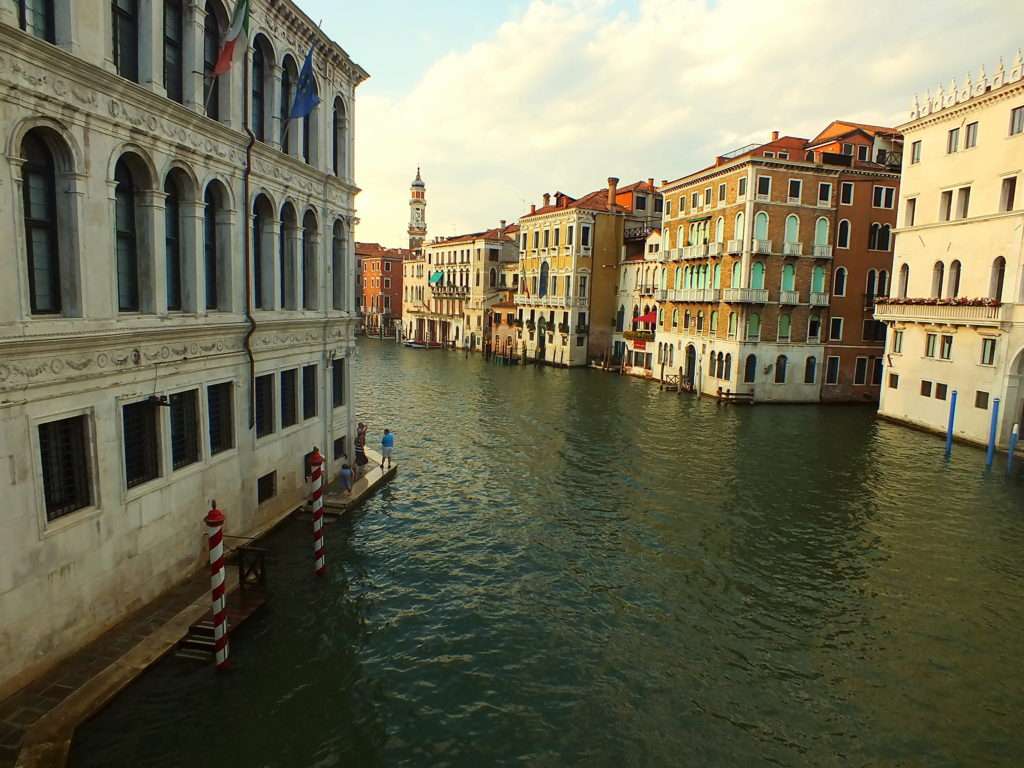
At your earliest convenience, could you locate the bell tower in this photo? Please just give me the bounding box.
[408,167,427,253]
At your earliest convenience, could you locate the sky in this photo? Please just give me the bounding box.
[305,0,1023,246]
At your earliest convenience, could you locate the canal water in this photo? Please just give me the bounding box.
[71,341,1024,767]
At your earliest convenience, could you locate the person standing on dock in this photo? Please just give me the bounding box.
[340,463,354,495]
[355,423,369,478]
[381,429,395,470]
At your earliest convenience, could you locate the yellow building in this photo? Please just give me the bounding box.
[515,179,661,366]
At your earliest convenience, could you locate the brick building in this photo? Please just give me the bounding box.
[356,242,408,335]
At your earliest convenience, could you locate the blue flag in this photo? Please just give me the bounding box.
[289,45,321,120]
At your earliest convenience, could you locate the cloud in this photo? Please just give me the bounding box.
[353,0,1020,245]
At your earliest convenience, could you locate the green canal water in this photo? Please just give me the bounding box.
[71,341,1024,767]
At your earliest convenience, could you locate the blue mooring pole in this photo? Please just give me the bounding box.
[945,390,958,459]
[986,398,1000,468]
[1008,423,1020,475]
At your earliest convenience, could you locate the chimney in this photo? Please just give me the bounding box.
[530,204,536,214]
[607,177,619,208]
[543,192,551,207]
[647,178,654,187]
[770,130,779,141]
[500,219,506,231]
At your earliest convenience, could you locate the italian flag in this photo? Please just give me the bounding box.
[213,0,250,76]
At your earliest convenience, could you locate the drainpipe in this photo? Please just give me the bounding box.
[243,50,257,429]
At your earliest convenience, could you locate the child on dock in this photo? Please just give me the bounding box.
[381,429,394,469]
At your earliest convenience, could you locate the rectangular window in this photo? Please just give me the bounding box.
[947,127,960,153]
[862,319,886,342]
[829,317,843,341]
[578,275,588,297]
[981,337,996,366]
[825,356,840,385]
[965,121,978,149]
[691,192,699,208]
[925,333,937,357]
[911,140,922,164]
[956,186,971,219]
[302,364,317,420]
[169,390,200,470]
[840,182,854,205]
[905,197,917,227]
[778,152,789,160]
[857,144,869,161]
[280,369,298,428]
[893,330,903,353]
[888,373,899,389]
[543,229,549,248]
[935,382,948,400]
[842,143,854,155]
[940,334,953,360]
[384,261,391,271]
[581,225,591,247]
[854,357,868,385]
[333,436,347,460]
[207,382,233,455]
[257,471,276,503]
[635,195,647,211]
[383,278,390,289]
[112,0,139,82]
[764,151,775,158]
[163,0,184,103]
[665,199,672,216]
[123,400,160,488]
[872,357,883,385]
[872,186,895,209]
[255,374,274,438]
[718,183,726,203]
[1012,106,1024,136]
[567,225,574,246]
[1001,177,1017,212]
[818,183,832,205]
[704,188,712,206]
[920,380,932,397]
[533,230,539,248]
[332,358,346,408]
[38,416,92,521]
[756,176,771,199]
[738,177,747,198]
[976,390,990,409]
[787,179,802,201]
[939,189,953,221]
[553,228,560,247]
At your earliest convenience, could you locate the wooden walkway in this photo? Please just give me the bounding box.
[322,448,398,516]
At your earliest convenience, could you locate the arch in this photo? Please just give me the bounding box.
[990,256,1006,300]
[251,33,276,142]
[868,222,880,250]
[685,344,697,383]
[774,354,788,383]
[204,178,232,311]
[709,309,718,333]
[814,217,829,246]
[866,268,877,297]
[778,313,791,340]
[631,304,640,328]
[333,95,348,176]
[753,211,769,240]
[713,263,721,289]
[931,261,944,298]
[684,309,691,329]
[203,1,228,121]
[878,224,891,250]
[784,214,800,243]
[731,260,741,287]
[164,167,195,312]
[108,145,157,190]
[744,354,757,383]
[728,311,737,338]
[616,304,625,332]
[252,193,275,310]
[781,263,795,291]
[539,261,550,297]
[21,131,61,314]
[715,216,725,243]
[833,266,847,297]
[899,263,910,298]
[812,265,825,294]
[114,156,144,312]
[747,312,760,340]
[837,219,851,248]
[302,209,319,309]
[279,201,298,309]
[734,211,745,244]
[723,353,732,380]
[676,225,685,249]
[674,265,682,290]
[8,117,82,175]
[280,54,299,155]
[804,356,817,384]
[750,261,765,290]
[697,310,704,332]
[878,269,889,296]
[671,308,679,327]
[660,266,667,289]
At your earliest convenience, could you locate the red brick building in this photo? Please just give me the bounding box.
[356,242,409,335]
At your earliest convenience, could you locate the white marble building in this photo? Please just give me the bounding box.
[876,54,1024,449]
[0,0,366,696]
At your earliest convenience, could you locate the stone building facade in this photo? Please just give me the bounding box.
[356,242,408,335]
[876,55,1024,448]
[0,1,366,696]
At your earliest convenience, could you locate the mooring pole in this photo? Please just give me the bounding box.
[204,501,230,671]
[945,390,958,459]
[309,447,326,576]
[1008,423,1020,475]
[986,398,1000,468]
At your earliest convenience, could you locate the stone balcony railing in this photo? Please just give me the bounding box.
[752,239,772,255]
[783,242,802,257]
[813,245,833,259]
[623,329,656,342]
[683,244,709,259]
[873,300,1009,327]
[727,239,744,254]
[723,287,769,303]
[708,241,724,257]
[673,288,721,303]
[655,289,669,301]
[809,291,830,307]
[779,289,801,305]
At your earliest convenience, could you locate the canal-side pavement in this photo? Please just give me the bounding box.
[0,449,396,768]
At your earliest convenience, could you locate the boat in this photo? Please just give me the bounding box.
[403,341,442,349]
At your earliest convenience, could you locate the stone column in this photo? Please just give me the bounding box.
[138,191,164,315]
[184,1,205,114]
[269,63,283,152]
[285,223,301,310]
[217,206,238,313]
[181,201,203,314]
[138,1,161,94]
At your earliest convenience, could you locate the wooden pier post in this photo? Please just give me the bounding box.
[309,448,326,577]
[204,502,230,670]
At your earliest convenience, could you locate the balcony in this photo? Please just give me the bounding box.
[872,300,1010,327]
[723,288,769,303]
[658,250,673,263]
[639,285,656,296]
[813,244,833,259]
[676,288,721,303]
[655,289,669,301]
[779,290,801,305]
[575,325,589,335]
[708,241,724,257]
[558,322,570,334]
[782,242,802,257]
[668,248,684,261]
[809,291,830,307]
[726,239,744,255]
[623,330,655,342]
[683,244,708,259]
[752,239,772,255]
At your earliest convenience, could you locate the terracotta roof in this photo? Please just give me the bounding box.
[355,242,412,259]
[521,183,647,220]
[808,120,899,146]
[426,222,518,248]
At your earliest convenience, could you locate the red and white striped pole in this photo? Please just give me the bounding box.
[204,501,230,670]
[310,447,326,577]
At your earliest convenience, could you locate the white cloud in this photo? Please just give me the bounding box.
[354,0,1020,245]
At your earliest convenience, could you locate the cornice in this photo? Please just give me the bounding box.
[902,79,1024,133]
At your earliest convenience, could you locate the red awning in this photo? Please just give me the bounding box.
[636,310,657,324]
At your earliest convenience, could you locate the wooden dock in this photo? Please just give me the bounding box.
[323,452,397,516]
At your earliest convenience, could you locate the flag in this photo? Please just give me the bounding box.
[289,45,321,120]
[213,0,250,76]
[637,310,658,324]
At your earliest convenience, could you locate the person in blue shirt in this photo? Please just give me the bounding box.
[380,429,394,469]
[339,463,353,495]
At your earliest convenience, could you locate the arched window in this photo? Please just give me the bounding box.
[302,76,319,165]
[676,225,685,249]
[489,268,497,287]
[333,97,347,176]
[814,217,829,246]
[164,173,183,311]
[658,307,665,325]
[750,262,765,290]
[931,261,944,298]
[784,214,799,243]
[899,263,910,298]
[734,211,745,244]
[684,266,691,289]
[684,309,691,328]
[804,357,817,384]
[709,310,718,332]
[774,355,787,383]
[252,35,275,141]
[778,314,791,341]
[112,0,139,82]
[616,305,625,332]
[812,265,825,294]
[868,222,880,250]
[990,257,1006,300]
[302,210,318,309]
[878,270,889,296]
[723,353,732,380]
[280,56,298,153]
[781,263,795,291]
[18,0,56,42]
[115,158,141,311]
[728,312,737,338]
[747,312,760,340]
[866,269,877,298]
[878,224,891,250]
[203,2,222,120]
[808,312,821,341]
[631,305,640,328]
[539,261,549,297]
[754,211,769,240]
[22,132,63,314]
[660,267,667,289]
[163,0,184,103]
[279,202,297,309]
[948,259,961,298]
[837,219,851,249]
[713,263,721,289]
[674,266,682,290]
[252,195,273,309]
[204,181,230,310]
[715,217,724,243]
[671,308,679,327]
[716,352,724,378]
[833,266,847,297]
[697,310,704,332]
[731,261,741,288]
[743,354,757,383]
